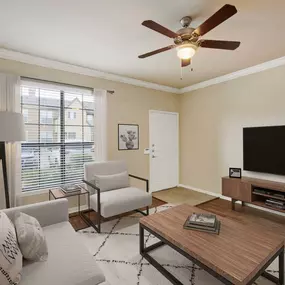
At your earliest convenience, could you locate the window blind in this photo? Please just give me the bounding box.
[20,79,95,191]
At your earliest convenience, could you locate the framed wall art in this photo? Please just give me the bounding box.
[118,124,139,150]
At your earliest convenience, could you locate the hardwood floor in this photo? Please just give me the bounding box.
[153,187,217,205]
[69,197,166,231]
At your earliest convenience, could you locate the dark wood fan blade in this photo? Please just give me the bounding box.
[193,4,237,37]
[181,58,191,67]
[142,20,178,38]
[199,40,240,50]
[138,45,176,59]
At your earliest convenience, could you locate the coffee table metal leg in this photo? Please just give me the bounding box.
[279,248,284,285]
[259,247,284,285]
[139,224,187,285]
[139,224,144,254]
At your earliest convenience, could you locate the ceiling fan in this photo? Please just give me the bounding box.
[138,4,240,68]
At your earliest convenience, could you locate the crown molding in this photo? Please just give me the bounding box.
[179,56,285,94]
[0,48,180,94]
[0,48,285,95]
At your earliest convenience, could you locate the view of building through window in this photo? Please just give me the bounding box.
[20,81,95,191]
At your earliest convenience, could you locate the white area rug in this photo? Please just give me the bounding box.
[78,204,280,285]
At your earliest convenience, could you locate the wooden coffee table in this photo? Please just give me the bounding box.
[139,204,285,285]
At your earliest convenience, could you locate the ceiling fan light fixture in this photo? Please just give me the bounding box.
[177,44,196,60]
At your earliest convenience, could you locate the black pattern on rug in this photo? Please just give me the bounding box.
[93,217,122,257]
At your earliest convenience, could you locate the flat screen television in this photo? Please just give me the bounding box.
[243,125,285,175]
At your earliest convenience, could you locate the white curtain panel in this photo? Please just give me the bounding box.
[94,89,107,161]
[0,73,22,208]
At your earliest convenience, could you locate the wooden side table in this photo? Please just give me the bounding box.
[49,186,90,231]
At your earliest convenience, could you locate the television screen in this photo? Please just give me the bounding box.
[243,126,285,175]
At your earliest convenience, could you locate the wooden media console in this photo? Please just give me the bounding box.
[222,176,285,213]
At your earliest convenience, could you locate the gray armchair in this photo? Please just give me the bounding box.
[83,160,152,233]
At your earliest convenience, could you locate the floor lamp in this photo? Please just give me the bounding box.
[0,111,25,208]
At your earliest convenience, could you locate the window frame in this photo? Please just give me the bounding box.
[21,86,94,192]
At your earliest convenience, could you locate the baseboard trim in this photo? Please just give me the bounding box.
[178,184,228,199]
[178,184,285,216]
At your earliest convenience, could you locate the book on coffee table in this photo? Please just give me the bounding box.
[184,220,221,235]
[188,213,217,227]
[183,213,220,234]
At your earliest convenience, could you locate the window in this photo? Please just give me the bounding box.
[21,80,95,192]
[40,110,53,124]
[86,114,94,126]
[40,131,53,143]
[65,132,76,140]
[68,111,76,120]
[23,109,28,122]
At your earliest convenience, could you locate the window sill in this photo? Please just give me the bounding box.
[20,188,50,197]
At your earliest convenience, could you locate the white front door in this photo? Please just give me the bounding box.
[149,110,179,192]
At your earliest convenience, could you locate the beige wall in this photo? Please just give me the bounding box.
[0,58,179,206]
[3,56,284,204]
[180,65,285,194]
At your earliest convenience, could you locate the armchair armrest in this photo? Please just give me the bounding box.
[129,174,149,192]
[82,179,101,192]
[3,199,69,227]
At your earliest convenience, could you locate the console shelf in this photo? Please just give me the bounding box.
[252,201,285,214]
[252,191,285,201]
[222,176,285,213]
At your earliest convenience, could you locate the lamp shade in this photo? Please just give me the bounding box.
[0,111,26,142]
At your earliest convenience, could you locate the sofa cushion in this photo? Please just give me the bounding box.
[21,222,105,285]
[94,171,129,192]
[90,187,152,217]
[0,211,22,285]
[14,212,48,261]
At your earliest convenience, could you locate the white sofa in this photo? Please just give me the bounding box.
[3,199,110,285]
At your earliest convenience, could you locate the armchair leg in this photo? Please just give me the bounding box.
[97,213,101,233]
[136,206,150,216]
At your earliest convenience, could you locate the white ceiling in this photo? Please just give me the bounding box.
[0,0,284,88]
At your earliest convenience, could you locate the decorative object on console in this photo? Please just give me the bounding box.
[0,112,26,208]
[229,167,241,178]
[118,124,139,150]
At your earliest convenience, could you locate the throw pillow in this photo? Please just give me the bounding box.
[0,211,22,285]
[94,171,129,192]
[14,212,48,262]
